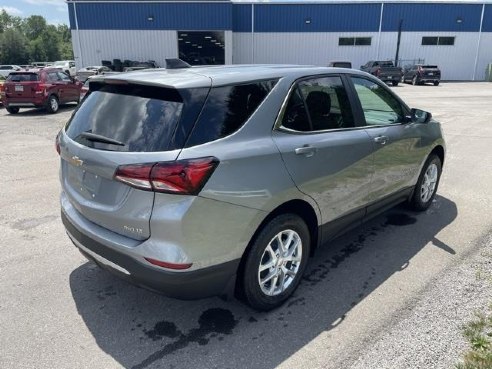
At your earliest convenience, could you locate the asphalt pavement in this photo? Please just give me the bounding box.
[0,82,491,369]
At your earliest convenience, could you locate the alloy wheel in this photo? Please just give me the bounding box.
[258,229,302,296]
[421,163,438,203]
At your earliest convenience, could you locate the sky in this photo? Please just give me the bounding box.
[0,0,69,25]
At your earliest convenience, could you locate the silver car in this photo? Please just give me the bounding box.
[58,65,445,311]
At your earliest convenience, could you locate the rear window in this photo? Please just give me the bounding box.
[185,80,277,147]
[7,73,39,82]
[423,65,438,69]
[65,83,208,152]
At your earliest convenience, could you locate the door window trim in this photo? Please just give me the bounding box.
[345,74,412,129]
[274,73,365,134]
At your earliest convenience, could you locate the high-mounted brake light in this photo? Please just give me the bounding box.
[114,157,219,195]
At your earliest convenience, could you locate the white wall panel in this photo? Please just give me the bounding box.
[476,33,492,80]
[378,32,481,80]
[234,32,381,69]
[72,30,178,69]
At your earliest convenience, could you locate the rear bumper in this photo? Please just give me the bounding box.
[379,75,401,82]
[62,210,240,299]
[4,97,46,108]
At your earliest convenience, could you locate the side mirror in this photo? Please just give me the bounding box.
[411,108,432,123]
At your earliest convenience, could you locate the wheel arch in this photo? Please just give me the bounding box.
[430,145,445,166]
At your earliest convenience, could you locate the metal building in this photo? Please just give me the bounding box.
[67,0,492,80]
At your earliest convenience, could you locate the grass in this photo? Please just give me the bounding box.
[456,249,492,369]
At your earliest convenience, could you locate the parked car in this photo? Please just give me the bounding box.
[57,65,445,310]
[76,66,113,82]
[0,75,5,105]
[361,60,403,86]
[328,61,352,68]
[31,62,49,69]
[403,64,441,86]
[0,65,22,78]
[3,68,82,114]
[79,77,93,100]
[53,60,77,77]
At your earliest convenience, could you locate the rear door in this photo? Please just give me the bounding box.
[348,75,425,205]
[57,71,78,102]
[60,81,209,240]
[272,75,375,235]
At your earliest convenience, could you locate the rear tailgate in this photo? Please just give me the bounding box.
[421,66,441,78]
[60,79,210,240]
[379,67,402,78]
[4,72,40,100]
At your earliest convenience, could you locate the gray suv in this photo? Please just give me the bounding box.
[58,65,445,311]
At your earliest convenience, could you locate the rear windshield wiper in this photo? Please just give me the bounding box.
[78,132,125,146]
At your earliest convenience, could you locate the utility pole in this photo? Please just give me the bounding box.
[395,19,403,66]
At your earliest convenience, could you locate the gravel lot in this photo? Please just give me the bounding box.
[0,82,491,369]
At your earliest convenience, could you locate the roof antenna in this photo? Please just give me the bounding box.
[165,58,191,69]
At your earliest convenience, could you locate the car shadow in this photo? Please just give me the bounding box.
[69,195,457,369]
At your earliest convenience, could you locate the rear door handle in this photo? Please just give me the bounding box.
[295,145,317,157]
[374,136,389,145]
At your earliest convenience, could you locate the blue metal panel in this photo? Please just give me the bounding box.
[382,3,482,32]
[483,5,492,32]
[233,4,252,32]
[254,3,381,32]
[68,3,76,30]
[74,2,232,30]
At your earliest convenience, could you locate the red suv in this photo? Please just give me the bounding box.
[3,68,82,114]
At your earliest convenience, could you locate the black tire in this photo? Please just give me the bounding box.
[46,95,59,114]
[392,81,399,87]
[434,81,440,86]
[241,213,310,311]
[408,154,442,211]
[412,75,418,86]
[6,106,19,114]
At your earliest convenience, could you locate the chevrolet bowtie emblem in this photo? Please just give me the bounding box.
[70,156,84,167]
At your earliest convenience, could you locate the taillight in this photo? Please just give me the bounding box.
[35,83,47,95]
[114,157,219,195]
[375,67,381,77]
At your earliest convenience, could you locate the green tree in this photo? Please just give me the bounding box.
[0,10,22,33]
[23,15,47,40]
[28,38,47,62]
[39,25,61,61]
[0,28,28,64]
[0,10,73,64]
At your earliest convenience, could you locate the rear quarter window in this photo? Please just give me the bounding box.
[185,80,277,147]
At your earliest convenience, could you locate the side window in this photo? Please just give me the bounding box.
[282,88,311,131]
[351,77,405,126]
[57,72,71,82]
[69,62,75,68]
[48,72,60,82]
[185,80,277,147]
[281,76,355,132]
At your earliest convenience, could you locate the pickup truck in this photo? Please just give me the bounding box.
[360,61,403,86]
